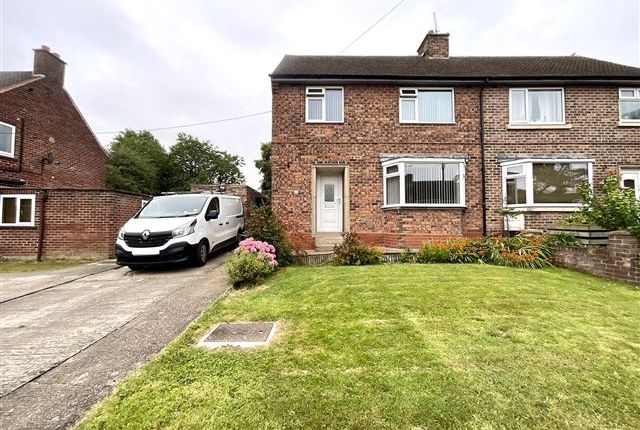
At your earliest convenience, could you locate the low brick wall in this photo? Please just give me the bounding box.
[0,188,147,260]
[553,231,640,284]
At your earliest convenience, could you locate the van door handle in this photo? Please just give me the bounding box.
[225,221,229,225]
[218,223,224,226]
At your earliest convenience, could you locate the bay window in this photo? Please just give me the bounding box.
[509,88,565,124]
[306,87,343,122]
[502,159,593,209]
[619,88,640,122]
[383,158,465,207]
[399,88,454,123]
[0,194,35,226]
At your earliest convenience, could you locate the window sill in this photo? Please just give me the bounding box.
[507,124,572,130]
[381,205,466,210]
[504,205,580,212]
[399,122,456,125]
[0,153,16,160]
[0,224,36,228]
[618,121,640,127]
[305,121,344,124]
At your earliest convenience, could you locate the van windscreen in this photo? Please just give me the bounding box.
[138,195,209,218]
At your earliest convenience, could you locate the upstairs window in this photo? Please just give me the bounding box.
[305,87,343,122]
[0,121,16,158]
[383,158,465,207]
[0,194,35,226]
[619,88,640,122]
[399,88,454,123]
[509,88,565,124]
[502,160,592,208]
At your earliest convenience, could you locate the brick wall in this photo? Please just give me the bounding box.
[0,188,146,259]
[272,83,482,249]
[483,86,640,232]
[0,50,106,189]
[553,231,640,284]
[272,82,640,250]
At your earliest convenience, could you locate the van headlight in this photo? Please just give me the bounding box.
[118,227,125,240]
[172,219,197,238]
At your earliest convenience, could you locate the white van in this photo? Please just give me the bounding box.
[115,193,244,268]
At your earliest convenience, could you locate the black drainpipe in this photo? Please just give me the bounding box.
[36,190,48,262]
[18,119,25,172]
[479,82,487,236]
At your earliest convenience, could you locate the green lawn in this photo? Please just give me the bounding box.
[77,265,639,430]
[0,259,87,273]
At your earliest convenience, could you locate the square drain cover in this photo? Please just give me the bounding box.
[198,322,276,349]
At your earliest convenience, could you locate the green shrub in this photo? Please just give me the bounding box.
[226,251,275,285]
[245,205,294,266]
[398,248,415,263]
[577,173,640,238]
[415,234,573,269]
[333,233,383,266]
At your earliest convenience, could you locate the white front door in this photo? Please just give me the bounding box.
[316,174,343,232]
[621,168,640,200]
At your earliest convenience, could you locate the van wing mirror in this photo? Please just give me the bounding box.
[205,209,219,220]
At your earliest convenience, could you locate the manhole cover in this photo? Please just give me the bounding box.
[198,322,277,349]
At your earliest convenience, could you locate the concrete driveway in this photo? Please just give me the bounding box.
[0,254,231,430]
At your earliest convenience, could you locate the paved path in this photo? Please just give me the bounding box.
[0,254,231,430]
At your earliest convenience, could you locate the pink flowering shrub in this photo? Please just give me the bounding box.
[227,238,278,285]
[234,238,278,267]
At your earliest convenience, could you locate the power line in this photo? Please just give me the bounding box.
[339,0,407,54]
[94,110,272,135]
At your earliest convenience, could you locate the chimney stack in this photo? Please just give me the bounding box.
[33,45,66,87]
[417,30,449,58]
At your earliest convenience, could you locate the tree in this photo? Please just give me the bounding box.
[105,130,173,194]
[255,142,272,199]
[168,133,245,189]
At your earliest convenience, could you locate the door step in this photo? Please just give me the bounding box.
[315,234,343,252]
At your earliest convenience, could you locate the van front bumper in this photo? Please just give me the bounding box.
[115,242,194,267]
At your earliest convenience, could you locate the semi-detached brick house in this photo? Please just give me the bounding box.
[0,46,145,259]
[270,31,640,251]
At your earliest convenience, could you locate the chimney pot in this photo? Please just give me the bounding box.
[40,45,50,51]
[417,30,450,58]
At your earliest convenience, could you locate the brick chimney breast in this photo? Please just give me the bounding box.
[33,46,66,87]
[417,30,450,58]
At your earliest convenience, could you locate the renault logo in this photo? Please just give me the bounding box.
[141,230,150,241]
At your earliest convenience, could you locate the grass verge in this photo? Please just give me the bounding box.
[77,265,639,430]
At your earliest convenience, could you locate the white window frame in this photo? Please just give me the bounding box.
[619,88,640,123]
[501,159,594,211]
[382,158,466,208]
[620,167,640,200]
[399,88,455,124]
[509,88,566,125]
[0,194,36,227]
[305,86,344,123]
[0,121,16,158]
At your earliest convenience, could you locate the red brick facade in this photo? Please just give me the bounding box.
[0,48,107,189]
[271,70,639,251]
[0,188,146,259]
[0,47,141,259]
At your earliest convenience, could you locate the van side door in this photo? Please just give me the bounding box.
[203,197,223,246]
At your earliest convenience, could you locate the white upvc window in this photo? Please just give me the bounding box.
[305,87,344,123]
[501,159,593,210]
[509,88,565,124]
[620,167,640,200]
[382,158,465,208]
[0,194,36,226]
[399,88,455,123]
[619,88,640,123]
[0,121,16,158]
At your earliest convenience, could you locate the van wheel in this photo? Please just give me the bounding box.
[193,240,208,267]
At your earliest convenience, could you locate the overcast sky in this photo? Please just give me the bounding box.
[1,0,639,189]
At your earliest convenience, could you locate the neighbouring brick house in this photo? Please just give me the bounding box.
[270,31,640,251]
[0,46,146,259]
